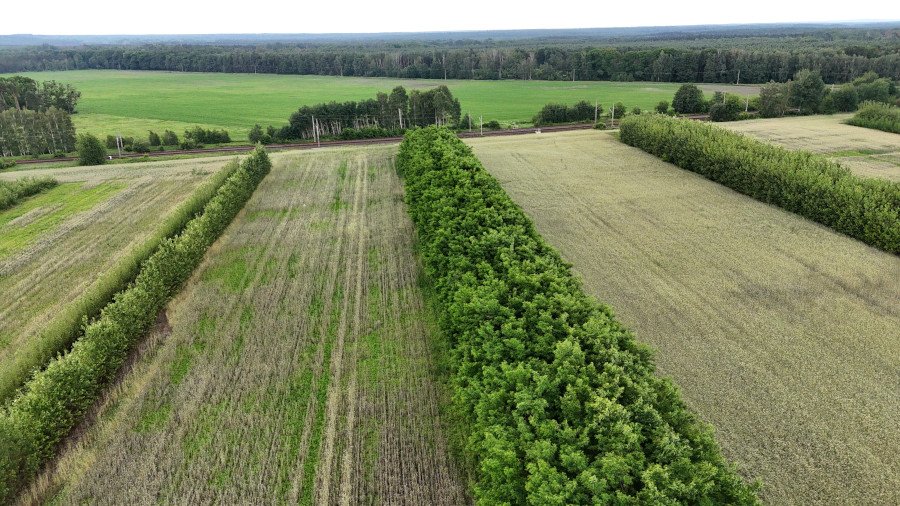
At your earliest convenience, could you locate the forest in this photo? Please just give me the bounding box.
[1,25,898,83]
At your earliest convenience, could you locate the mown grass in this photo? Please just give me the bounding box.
[5,70,740,141]
[0,182,124,258]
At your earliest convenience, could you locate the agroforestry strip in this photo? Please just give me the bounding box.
[0,176,57,211]
[619,115,900,253]
[0,147,271,502]
[397,127,757,503]
[847,101,900,134]
[0,161,238,402]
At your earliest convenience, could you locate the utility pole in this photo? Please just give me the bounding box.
[115,134,122,157]
[745,96,749,112]
[398,108,403,130]
[311,116,317,145]
[468,114,472,132]
[480,115,483,136]
[610,105,615,126]
[736,69,740,85]
[315,118,321,147]
[594,100,598,124]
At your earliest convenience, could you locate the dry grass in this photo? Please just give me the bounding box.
[721,114,900,181]
[0,158,228,386]
[467,130,900,505]
[27,145,467,505]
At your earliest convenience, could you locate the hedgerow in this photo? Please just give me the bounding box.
[0,160,238,402]
[619,114,900,254]
[0,147,271,502]
[397,127,758,504]
[846,101,900,134]
[0,176,57,211]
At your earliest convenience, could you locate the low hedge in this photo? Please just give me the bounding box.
[0,161,238,402]
[0,176,57,211]
[846,101,900,134]
[0,147,271,502]
[619,114,900,254]
[397,127,757,504]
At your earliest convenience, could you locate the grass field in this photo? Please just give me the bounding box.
[0,159,227,399]
[26,146,468,504]
[721,114,900,181]
[8,70,754,142]
[467,130,900,505]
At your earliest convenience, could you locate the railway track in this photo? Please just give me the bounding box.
[10,123,596,166]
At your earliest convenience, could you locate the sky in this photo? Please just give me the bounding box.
[1,0,898,35]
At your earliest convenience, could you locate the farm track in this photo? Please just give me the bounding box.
[10,124,597,166]
[30,147,468,505]
[467,130,900,505]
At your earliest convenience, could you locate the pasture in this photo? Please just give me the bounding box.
[0,159,228,400]
[467,130,900,505]
[721,114,900,181]
[9,70,753,141]
[27,146,467,504]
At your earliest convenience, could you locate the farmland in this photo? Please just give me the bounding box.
[25,146,468,504]
[467,130,900,504]
[721,114,900,181]
[0,159,229,400]
[8,70,755,141]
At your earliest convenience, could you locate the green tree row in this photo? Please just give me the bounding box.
[0,107,76,157]
[0,76,80,114]
[847,101,900,134]
[3,39,898,83]
[397,127,759,504]
[0,162,239,401]
[619,115,900,253]
[0,176,57,210]
[0,147,271,502]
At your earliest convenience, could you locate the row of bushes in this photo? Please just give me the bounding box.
[0,147,271,502]
[619,114,900,253]
[0,176,57,211]
[0,161,238,401]
[847,101,900,134]
[397,127,757,504]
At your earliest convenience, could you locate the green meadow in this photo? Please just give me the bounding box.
[8,70,747,142]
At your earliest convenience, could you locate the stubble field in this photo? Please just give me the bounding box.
[26,146,468,505]
[721,114,900,181]
[467,130,900,505]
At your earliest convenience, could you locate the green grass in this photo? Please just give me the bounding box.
[8,70,696,141]
[0,181,124,258]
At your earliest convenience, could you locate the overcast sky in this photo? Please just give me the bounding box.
[1,0,897,35]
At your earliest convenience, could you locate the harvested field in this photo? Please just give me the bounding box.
[467,130,900,505]
[0,158,228,395]
[29,146,467,504]
[721,114,900,181]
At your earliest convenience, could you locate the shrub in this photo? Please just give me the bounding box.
[655,101,669,114]
[0,159,15,170]
[611,102,625,119]
[631,106,642,115]
[619,115,900,253]
[484,120,501,129]
[827,84,859,113]
[397,127,759,504]
[673,84,705,114]
[161,129,179,146]
[846,101,900,134]
[148,130,161,146]
[248,124,263,144]
[184,126,230,144]
[131,139,150,153]
[76,133,106,165]
[532,101,598,126]
[709,95,744,122]
[0,148,271,502]
[0,176,57,211]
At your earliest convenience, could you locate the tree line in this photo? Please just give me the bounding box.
[619,114,900,253]
[0,76,80,113]
[269,85,460,141]
[397,126,759,504]
[0,148,271,502]
[2,43,897,83]
[0,76,81,157]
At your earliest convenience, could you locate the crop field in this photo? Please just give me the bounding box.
[8,70,754,141]
[467,130,900,505]
[26,146,468,504]
[721,114,900,181]
[0,159,228,399]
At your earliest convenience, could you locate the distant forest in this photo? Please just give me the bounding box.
[1,24,898,83]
